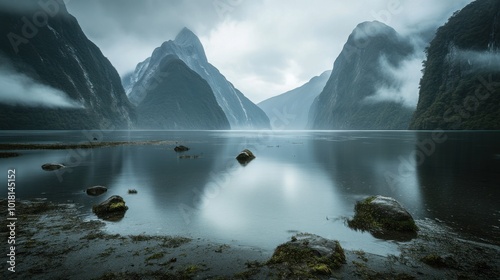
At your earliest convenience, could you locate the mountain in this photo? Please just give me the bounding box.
[258,71,331,130]
[409,0,500,130]
[125,28,271,130]
[309,21,416,130]
[135,55,230,130]
[0,1,134,130]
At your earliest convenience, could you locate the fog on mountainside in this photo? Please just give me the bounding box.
[410,0,500,130]
[0,0,134,130]
[309,21,417,130]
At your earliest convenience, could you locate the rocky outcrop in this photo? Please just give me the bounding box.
[0,1,134,130]
[409,0,500,130]
[86,186,107,196]
[309,21,415,130]
[126,28,270,129]
[92,195,128,221]
[348,195,418,239]
[134,55,230,130]
[267,234,346,277]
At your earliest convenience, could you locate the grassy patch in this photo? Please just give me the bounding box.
[99,247,116,258]
[0,152,20,158]
[421,254,448,268]
[161,236,191,248]
[146,252,165,262]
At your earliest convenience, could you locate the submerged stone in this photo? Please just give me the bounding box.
[348,195,418,239]
[86,186,108,196]
[92,195,128,221]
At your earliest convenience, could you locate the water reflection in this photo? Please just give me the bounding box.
[1,130,498,254]
[311,131,424,218]
[415,132,500,244]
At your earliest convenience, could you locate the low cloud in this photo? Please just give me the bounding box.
[352,21,393,41]
[453,49,500,72]
[365,55,422,108]
[0,66,84,109]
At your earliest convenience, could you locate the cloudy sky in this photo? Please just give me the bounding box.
[66,0,474,103]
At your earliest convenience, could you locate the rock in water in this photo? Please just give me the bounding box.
[41,163,65,171]
[268,234,346,277]
[348,195,418,239]
[86,186,108,196]
[92,196,128,221]
[174,145,190,152]
[236,149,256,165]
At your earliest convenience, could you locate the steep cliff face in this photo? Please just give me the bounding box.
[258,71,331,130]
[309,21,415,130]
[135,55,230,130]
[410,0,500,130]
[0,0,134,130]
[126,28,271,129]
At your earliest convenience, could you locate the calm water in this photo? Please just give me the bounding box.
[1,130,499,255]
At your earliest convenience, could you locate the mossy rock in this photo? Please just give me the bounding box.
[267,234,345,277]
[348,195,418,239]
[236,149,256,165]
[92,195,128,221]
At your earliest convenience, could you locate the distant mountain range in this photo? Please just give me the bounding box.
[258,71,331,130]
[0,1,134,130]
[410,0,500,130]
[124,28,271,130]
[1,1,497,131]
[308,21,416,130]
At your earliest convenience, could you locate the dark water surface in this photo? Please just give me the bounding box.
[1,130,499,254]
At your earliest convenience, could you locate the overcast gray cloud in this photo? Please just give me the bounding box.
[66,0,474,103]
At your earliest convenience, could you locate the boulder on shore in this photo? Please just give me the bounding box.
[41,163,65,171]
[86,186,108,196]
[236,149,255,165]
[267,233,346,277]
[348,195,418,239]
[92,195,128,221]
[174,145,190,152]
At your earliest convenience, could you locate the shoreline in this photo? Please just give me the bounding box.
[1,199,499,279]
[0,140,176,151]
